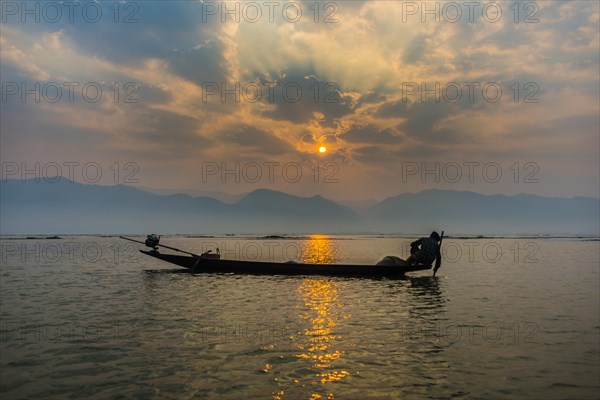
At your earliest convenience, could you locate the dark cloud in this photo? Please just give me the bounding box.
[3,2,229,85]
[355,92,386,107]
[351,146,391,163]
[0,100,215,162]
[341,125,404,144]
[258,75,355,126]
[351,145,412,164]
[322,134,338,144]
[168,41,230,85]
[395,108,458,144]
[129,110,203,141]
[136,84,173,106]
[402,34,427,64]
[351,142,448,164]
[375,100,410,118]
[376,101,472,145]
[301,133,316,144]
[62,2,213,64]
[222,124,294,156]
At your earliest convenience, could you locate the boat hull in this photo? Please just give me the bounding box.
[140,250,431,277]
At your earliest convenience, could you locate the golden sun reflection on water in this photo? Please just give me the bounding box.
[300,234,339,265]
[273,235,350,399]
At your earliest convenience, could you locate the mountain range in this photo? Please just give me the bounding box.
[1,178,598,235]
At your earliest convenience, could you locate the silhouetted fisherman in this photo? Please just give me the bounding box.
[407,231,442,275]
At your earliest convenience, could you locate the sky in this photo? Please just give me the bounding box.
[1,0,599,202]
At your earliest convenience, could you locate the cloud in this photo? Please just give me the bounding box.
[301,133,317,144]
[257,75,355,125]
[0,33,49,80]
[221,124,294,156]
[341,125,404,144]
[1,1,598,198]
[402,34,428,64]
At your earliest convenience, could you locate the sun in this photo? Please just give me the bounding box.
[319,146,327,153]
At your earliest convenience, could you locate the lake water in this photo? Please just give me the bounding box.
[1,235,599,399]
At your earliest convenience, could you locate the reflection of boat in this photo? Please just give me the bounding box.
[139,250,431,277]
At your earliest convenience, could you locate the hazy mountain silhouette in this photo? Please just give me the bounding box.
[1,178,598,235]
[0,178,360,234]
[140,187,245,204]
[237,189,357,219]
[365,189,600,235]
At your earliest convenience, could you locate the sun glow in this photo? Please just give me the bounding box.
[319,146,327,153]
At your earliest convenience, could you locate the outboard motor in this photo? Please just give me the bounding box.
[145,234,160,250]
[200,248,221,260]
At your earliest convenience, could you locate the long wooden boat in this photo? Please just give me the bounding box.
[139,249,432,277]
[121,235,435,278]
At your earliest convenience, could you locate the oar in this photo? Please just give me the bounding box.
[119,236,146,246]
[433,230,444,277]
[119,236,200,257]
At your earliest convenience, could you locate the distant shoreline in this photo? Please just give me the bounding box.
[1,234,598,240]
